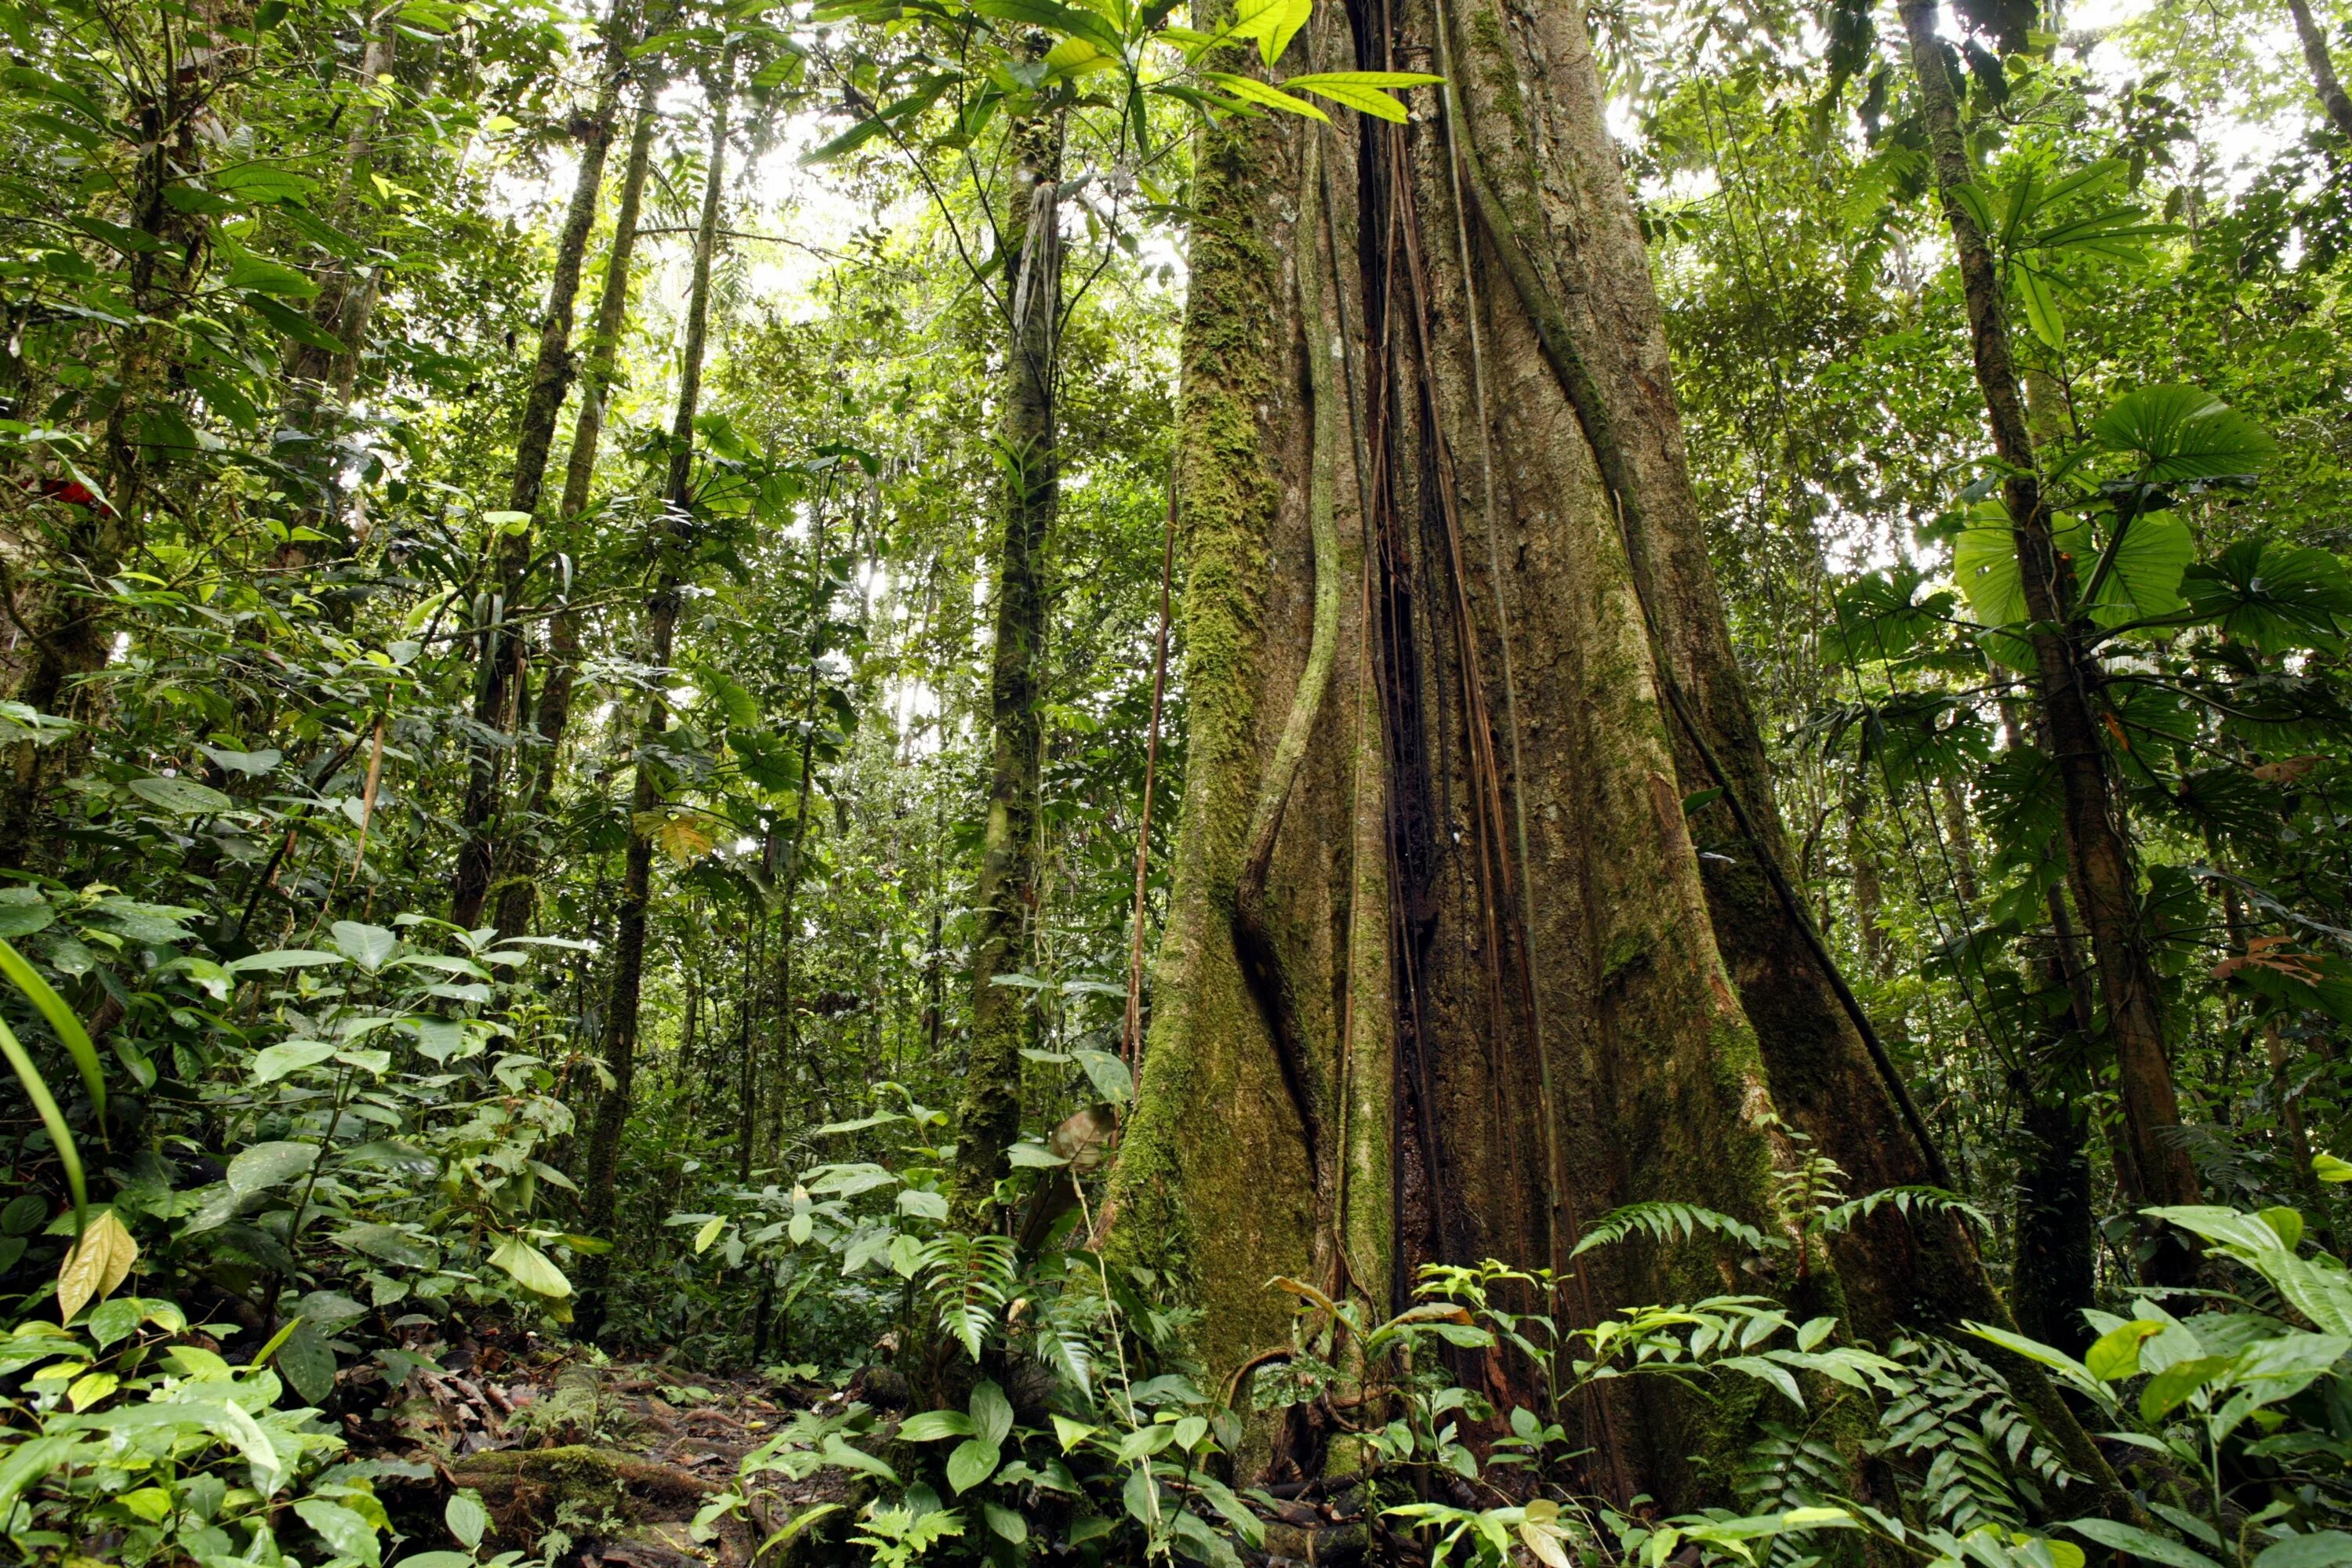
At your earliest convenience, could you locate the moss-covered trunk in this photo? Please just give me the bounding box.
[954,106,1064,1224]
[1108,0,2129,1510]
[1106,0,1799,1505]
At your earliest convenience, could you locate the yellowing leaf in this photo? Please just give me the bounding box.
[56,1209,137,1324]
[695,1215,726,1254]
[65,1369,117,1410]
[1201,71,1328,120]
[1281,71,1441,122]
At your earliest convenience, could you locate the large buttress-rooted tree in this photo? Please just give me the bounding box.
[1106,0,2122,1507]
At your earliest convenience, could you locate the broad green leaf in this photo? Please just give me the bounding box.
[1951,507,2027,629]
[488,1234,572,1298]
[970,1379,1014,1446]
[984,1501,1026,1543]
[129,775,234,815]
[228,1140,318,1195]
[335,1222,439,1270]
[2083,514,2194,627]
[252,1040,336,1083]
[277,1320,338,1406]
[1962,1321,2108,1401]
[694,1215,726,1254]
[2256,1532,2352,1568]
[946,1436,1000,1493]
[2016,263,2064,348]
[0,888,53,938]
[1226,0,1312,63]
[2090,386,2278,481]
[2181,540,2352,653]
[897,1409,977,1442]
[226,949,345,973]
[2139,1353,2234,1421]
[224,250,318,297]
[332,920,398,971]
[295,1499,381,1568]
[819,1432,899,1484]
[2084,1319,2161,1381]
[898,1188,949,1220]
[446,1492,489,1550]
[198,743,281,776]
[2066,1519,2225,1568]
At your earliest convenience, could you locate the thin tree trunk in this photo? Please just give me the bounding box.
[575,66,730,1341]
[280,10,400,536]
[492,93,660,938]
[1899,0,2201,1281]
[768,512,827,1164]
[1847,796,1886,977]
[953,103,1063,1226]
[450,2,638,931]
[2289,0,2352,140]
[0,9,212,861]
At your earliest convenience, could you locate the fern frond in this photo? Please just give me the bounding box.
[921,1232,1017,1362]
[1821,1185,1994,1236]
[1874,1335,2082,1532]
[1570,1200,1784,1258]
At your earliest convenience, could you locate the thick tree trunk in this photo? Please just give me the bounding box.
[575,71,728,1341]
[492,94,659,938]
[1107,0,1805,1504]
[450,4,637,931]
[1899,0,2201,1283]
[2288,0,2352,142]
[1108,0,2129,1509]
[953,106,1063,1225]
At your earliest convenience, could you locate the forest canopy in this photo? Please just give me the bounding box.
[0,0,2350,1563]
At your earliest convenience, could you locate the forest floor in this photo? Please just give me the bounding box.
[361,1322,855,1567]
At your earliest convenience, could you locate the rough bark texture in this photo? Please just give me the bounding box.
[450,5,636,931]
[953,106,1064,1224]
[2289,0,2352,142]
[1899,0,2201,1281]
[1107,0,2131,1510]
[575,75,728,1340]
[1106,0,1796,1506]
[493,93,659,940]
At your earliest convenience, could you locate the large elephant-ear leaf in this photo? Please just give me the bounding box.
[2090,384,2278,481]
